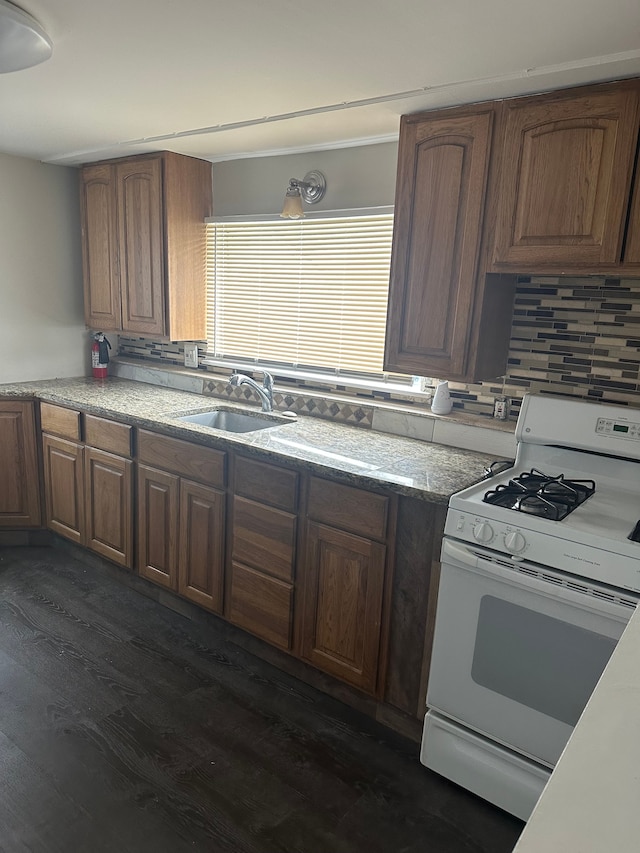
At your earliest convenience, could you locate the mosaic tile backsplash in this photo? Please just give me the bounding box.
[118,275,640,422]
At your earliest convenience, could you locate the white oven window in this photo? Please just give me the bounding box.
[471,595,617,726]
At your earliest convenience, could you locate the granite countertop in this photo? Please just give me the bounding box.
[513,601,640,852]
[0,376,499,502]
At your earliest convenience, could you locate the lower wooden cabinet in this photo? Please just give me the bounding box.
[227,560,294,650]
[226,457,298,650]
[137,464,179,589]
[136,432,226,613]
[41,406,134,568]
[137,470,225,611]
[42,434,85,544]
[0,401,42,528]
[178,479,225,612]
[85,447,133,568]
[300,521,387,694]
[226,495,297,649]
[36,411,435,715]
[298,476,393,695]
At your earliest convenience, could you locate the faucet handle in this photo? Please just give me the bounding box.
[262,371,274,391]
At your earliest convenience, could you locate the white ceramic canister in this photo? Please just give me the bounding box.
[431,380,452,415]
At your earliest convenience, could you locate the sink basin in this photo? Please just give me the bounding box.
[176,409,287,433]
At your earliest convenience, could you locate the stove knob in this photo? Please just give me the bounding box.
[504,530,527,554]
[472,521,494,543]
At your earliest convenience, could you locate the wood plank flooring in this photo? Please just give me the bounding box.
[0,546,524,852]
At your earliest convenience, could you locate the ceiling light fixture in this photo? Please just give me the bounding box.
[0,0,52,73]
[280,170,326,219]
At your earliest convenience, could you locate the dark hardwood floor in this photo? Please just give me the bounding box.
[0,545,523,852]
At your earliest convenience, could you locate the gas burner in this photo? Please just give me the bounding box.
[483,468,596,520]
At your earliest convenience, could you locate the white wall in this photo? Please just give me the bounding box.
[211,142,399,216]
[0,152,87,382]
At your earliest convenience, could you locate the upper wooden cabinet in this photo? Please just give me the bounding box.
[384,105,516,381]
[80,151,212,340]
[385,79,640,382]
[80,164,120,331]
[492,82,640,272]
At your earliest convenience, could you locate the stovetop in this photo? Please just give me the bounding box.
[444,394,640,592]
[483,468,596,521]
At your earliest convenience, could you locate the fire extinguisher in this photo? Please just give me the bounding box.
[91,332,111,379]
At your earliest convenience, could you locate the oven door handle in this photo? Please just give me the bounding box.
[441,538,637,620]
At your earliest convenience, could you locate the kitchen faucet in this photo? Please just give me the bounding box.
[229,371,274,412]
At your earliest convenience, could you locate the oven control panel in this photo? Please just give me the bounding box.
[450,513,530,556]
[596,417,640,440]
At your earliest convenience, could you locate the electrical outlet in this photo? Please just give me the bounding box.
[183,343,198,368]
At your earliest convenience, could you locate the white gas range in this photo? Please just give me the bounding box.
[421,393,640,821]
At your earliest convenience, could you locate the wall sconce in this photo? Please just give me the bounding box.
[280,170,326,219]
[0,0,52,73]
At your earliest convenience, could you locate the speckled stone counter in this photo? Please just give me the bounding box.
[0,376,500,502]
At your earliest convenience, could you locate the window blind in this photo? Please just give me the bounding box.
[205,212,394,376]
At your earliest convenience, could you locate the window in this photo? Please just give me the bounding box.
[205,209,395,379]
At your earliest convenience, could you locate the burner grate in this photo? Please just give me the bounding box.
[483,468,596,520]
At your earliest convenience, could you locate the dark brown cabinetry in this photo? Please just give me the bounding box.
[226,456,298,650]
[137,430,226,611]
[300,477,393,695]
[84,414,133,568]
[42,434,85,543]
[387,79,640,382]
[80,151,212,340]
[179,479,225,612]
[30,400,448,736]
[85,447,133,567]
[492,82,640,271]
[41,403,85,544]
[137,464,179,589]
[0,401,42,528]
[384,105,516,381]
[41,404,133,567]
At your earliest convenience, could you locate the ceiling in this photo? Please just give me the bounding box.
[2,0,640,167]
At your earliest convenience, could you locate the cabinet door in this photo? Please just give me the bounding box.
[301,521,386,694]
[178,479,225,613]
[384,109,494,378]
[117,158,166,336]
[0,402,41,527]
[42,435,84,544]
[493,86,640,269]
[85,448,133,568]
[137,464,179,589]
[624,156,640,266]
[80,164,121,331]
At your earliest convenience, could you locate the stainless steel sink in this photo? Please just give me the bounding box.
[175,408,288,433]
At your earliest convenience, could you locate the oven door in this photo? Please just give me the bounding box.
[427,538,636,767]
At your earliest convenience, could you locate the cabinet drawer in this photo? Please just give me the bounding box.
[227,561,293,650]
[234,455,298,511]
[85,414,132,457]
[232,496,296,582]
[138,430,225,488]
[308,477,389,541]
[40,402,81,441]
